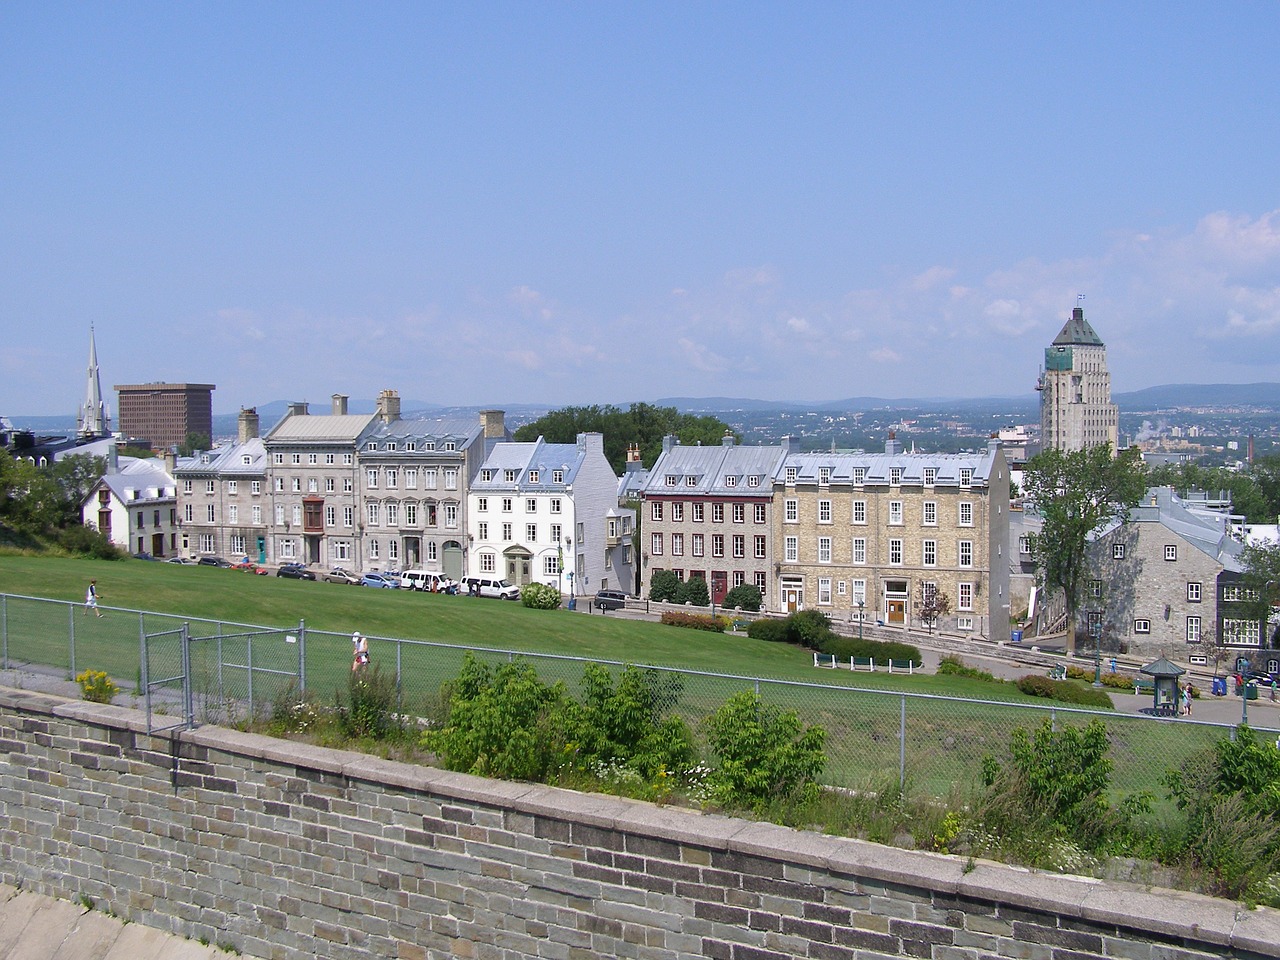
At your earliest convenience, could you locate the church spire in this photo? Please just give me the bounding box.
[78,325,110,438]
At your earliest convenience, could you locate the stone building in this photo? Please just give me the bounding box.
[81,449,178,558]
[173,409,268,562]
[1037,304,1119,454]
[775,435,1010,640]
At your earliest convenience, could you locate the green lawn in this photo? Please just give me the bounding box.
[0,554,1234,796]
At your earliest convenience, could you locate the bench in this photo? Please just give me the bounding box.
[851,656,875,671]
[1133,678,1155,696]
[887,659,920,674]
[1046,665,1067,681]
[813,652,840,669]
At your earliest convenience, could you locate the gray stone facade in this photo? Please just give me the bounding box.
[2,689,1276,960]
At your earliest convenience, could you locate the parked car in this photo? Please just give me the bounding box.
[401,570,460,593]
[233,557,269,575]
[197,557,231,568]
[593,589,628,611]
[361,572,398,589]
[165,556,195,564]
[132,552,160,562]
[322,568,361,585]
[461,577,521,600]
[276,563,317,581]
[380,570,404,588]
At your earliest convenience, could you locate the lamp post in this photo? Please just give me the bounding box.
[1091,611,1104,688]
[858,600,865,642]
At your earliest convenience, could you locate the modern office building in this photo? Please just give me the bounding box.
[1036,305,1119,454]
[115,382,215,449]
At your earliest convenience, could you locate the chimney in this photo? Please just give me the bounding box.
[987,433,1001,455]
[721,430,735,446]
[287,401,309,418]
[238,407,260,443]
[577,432,605,456]
[626,442,641,463]
[480,409,506,439]
[107,441,119,473]
[376,389,400,424]
[884,431,902,456]
[331,394,349,416]
[162,444,178,474]
[662,434,678,454]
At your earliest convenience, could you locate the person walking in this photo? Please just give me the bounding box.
[352,631,370,673]
[1182,683,1193,718]
[84,579,102,618]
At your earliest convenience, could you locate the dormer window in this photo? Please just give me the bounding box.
[528,470,539,484]
[201,455,210,464]
[665,475,677,486]
[959,468,973,488]
[406,442,416,451]
[504,469,518,482]
[818,467,831,485]
[725,475,737,487]
[748,475,760,487]
[445,441,456,451]
[924,467,937,487]
[785,467,797,483]
[367,442,378,451]
[852,467,866,485]
[890,467,902,485]
[425,441,436,451]
[387,442,397,451]
[481,469,494,482]
[552,470,563,483]
[241,455,251,465]
[685,475,697,486]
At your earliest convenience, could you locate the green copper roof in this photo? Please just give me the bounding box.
[1052,307,1105,346]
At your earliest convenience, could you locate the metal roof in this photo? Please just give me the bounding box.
[264,413,377,443]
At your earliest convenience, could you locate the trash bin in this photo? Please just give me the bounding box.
[1211,677,1227,697]
[1246,683,1259,700]
[567,596,577,611]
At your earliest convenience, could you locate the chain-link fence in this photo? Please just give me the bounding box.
[3,592,1273,798]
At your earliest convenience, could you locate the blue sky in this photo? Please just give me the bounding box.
[3,3,1280,416]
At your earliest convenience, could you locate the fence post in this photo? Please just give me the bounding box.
[182,623,193,730]
[1050,707,1056,732]
[1,595,7,671]
[298,619,306,693]
[396,638,403,711]
[140,613,150,731]
[247,631,255,722]
[899,695,907,790]
[68,602,76,678]
[217,621,224,704]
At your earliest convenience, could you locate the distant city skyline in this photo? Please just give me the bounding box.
[3,4,1280,416]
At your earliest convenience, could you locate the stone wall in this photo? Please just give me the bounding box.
[1,687,1277,960]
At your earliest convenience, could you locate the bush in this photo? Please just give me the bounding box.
[937,655,997,682]
[790,609,833,649]
[677,575,710,606]
[58,524,124,559]
[721,584,762,612]
[572,664,695,779]
[818,634,921,665]
[1016,674,1113,709]
[520,581,562,610]
[747,618,791,643]
[336,665,403,740]
[660,611,725,632]
[649,570,680,602]
[703,691,826,813]
[75,669,118,704]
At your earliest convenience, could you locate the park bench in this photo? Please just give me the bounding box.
[887,659,920,674]
[1133,678,1155,696]
[1046,664,1067,681]
[851,656,875,671]
[813,652,841,669]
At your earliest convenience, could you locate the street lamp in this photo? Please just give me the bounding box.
[1090,611,1104,688]
[857,600,865,642]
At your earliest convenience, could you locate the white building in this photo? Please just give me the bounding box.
[467,433,631,595]
[1037,305,1119,454]
[81,451,179,557]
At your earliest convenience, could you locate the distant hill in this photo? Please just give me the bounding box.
[1113,383,1280,410]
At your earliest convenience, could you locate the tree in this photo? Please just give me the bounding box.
[178,433,211,456]
[1238,541,1280,647]
[917,583,951,635]
[722,584,762,612]
[649,570,680,602]
[677,575,709,607]
[513,403,738,474]
[1023,444,1147,655]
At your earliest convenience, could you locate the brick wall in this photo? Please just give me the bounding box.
[1,687,1276,960]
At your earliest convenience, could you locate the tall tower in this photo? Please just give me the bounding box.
[1037,304,1118,453]
[77,325,111,438]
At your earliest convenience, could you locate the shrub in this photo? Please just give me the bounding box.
[747,618,791,643]
[818,634,921,665]
[58,525,124,560]
[424,654,571,780]
[790,609,833,649]
[520,581,562,610]
[721,584,762,612]
[649,570,680,602]
[1016,675,1113,709]
[571,664,695,778]
[703,691,826,813]
[660,611,725,632]
[75,669,118,704]
[677,575,710,606]
[336,665,403,740]
[937,655,997,682]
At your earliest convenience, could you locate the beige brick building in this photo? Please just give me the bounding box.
[775,435,1010,640]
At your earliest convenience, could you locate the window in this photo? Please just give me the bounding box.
[784,536,798,562]
[1165,545,1178,561]
[692,533,704,557]
[725,475,737,488]
[228,505,238,524]
[958,502,972,526]
[343,506,353,528]
[785,466,797,484]
[852,500,866,524]
[502,523,512,540]
[325,478,334,493]
[406,469,417,489]
[543,556,561,576]
[478,521,489,540]
[734,571,745,588]
[651,533,663,556]
[958,582,973,611]
[1089,579,1103,598]
[227,480,238,494]
[754,503,766,523]
[923,501,937,526]
[367,469,378,488]
[444,504,457,528]
[923,540,936,566]
[343,453,353,465]
[528,470,539,484]
[889,539,902,565]
[959,468,973,488]
[923,467,937,487]
[851,579,866,606]
[733,534,745,559]
[754,535,766,559]
[325,453,335,464]
[385,443,396,453]
[343,478,352,492]
[444,469,458,490]
[273,505,283,525]
[405,503,417,525]
[1187,582,1202,603]
[817,466,831,485]
[818,500,832,524]
[665,475,677,487]
[852,467,866,485]
[425,469,437,488]
[889,501,903,525]
[755,571,768,596]
[291,477,301,493]
[386,503,399,526]
[1019,535,1032,554]
[712,534,724,557]
[671,533,684,556]
[526,523,537,542]
[818,537,831,563]
[818,578,832,605]
[505,469,518,482]
[733,503,745,523]
[1133,619,1151,634]
[477,497,488,512]
[404,443,414,453]
[388,541,399,562]
[273,453,283,465]
[291,453,301,464]
[692,503,704,522]
[1112,543,1126,560]
[1186,616,1201,644]
[526,498,537,513]
[206,504,215,522]
[386,468,398,488]
[199,534,215,553]
[552,470,563,483]
[852,537,866,564]
[308,477,318,493]
[959,540,972,567]
[480,552,496,573]
[252,505,261,524]
[367,503,380,526]
[651,501,663,521]
[672,502,684,522]
[230,534,245,555]
[685,475,698,486]
[550,523,561,542]
[502,497,513,513]
[550,498,562,514]
[1222,618,1256,645]
[205,479,215,494]
[748,475,760,487]
[785,499,799,522]
[274,477,284,492]
[712,503,724,523]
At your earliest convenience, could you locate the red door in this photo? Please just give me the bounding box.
[711,571,728,603]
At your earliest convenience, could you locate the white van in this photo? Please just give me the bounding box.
[461,577,521,600]
[400,570,460,593]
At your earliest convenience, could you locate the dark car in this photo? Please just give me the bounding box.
[197,556,231,568]
[276,563,316,581]
[593,589,628,611]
